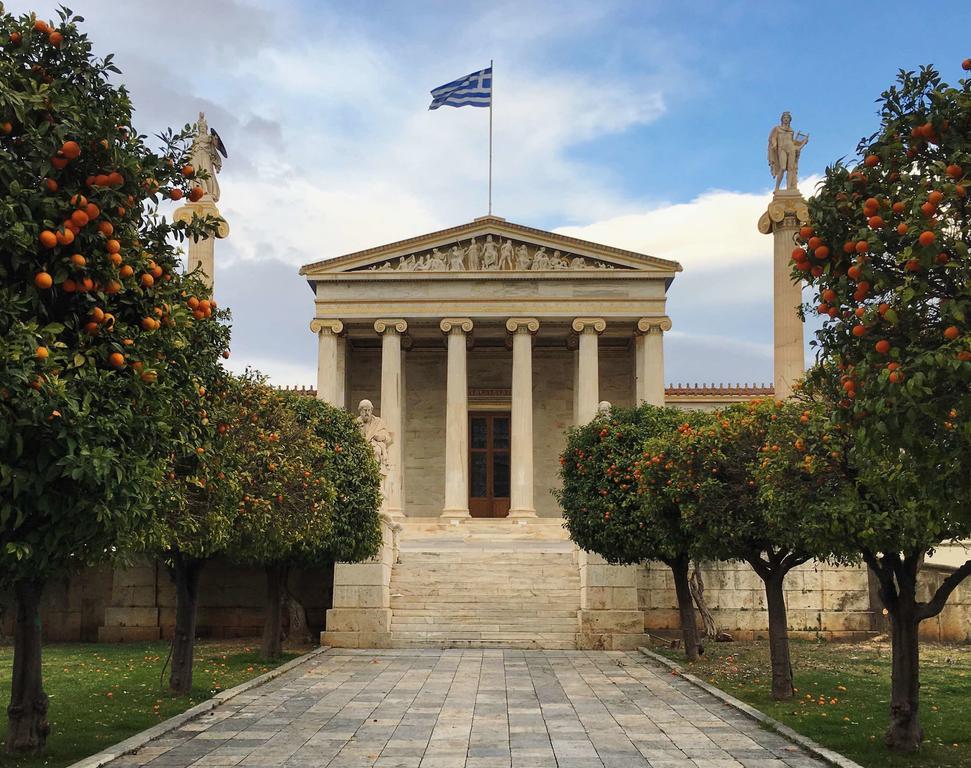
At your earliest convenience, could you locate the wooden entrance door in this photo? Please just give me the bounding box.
[469,412,511,518]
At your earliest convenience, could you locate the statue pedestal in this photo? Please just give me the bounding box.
[174,198,229,291]
[758,191,809,400]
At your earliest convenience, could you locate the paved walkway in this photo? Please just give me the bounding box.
[112,649,826,768]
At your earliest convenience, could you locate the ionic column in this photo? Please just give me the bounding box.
[759,193,808,399]
[506,318,539,518]
[572,318,606,424]
[311,319,344,407]
[440,318,473,519]
[375,319,407,518]
[635,317,671,407]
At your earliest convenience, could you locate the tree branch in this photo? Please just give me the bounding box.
[917,558,971,621]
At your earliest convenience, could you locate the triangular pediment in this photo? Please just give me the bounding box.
[299,216,681,277]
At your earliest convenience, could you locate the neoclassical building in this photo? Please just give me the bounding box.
[295,214,872,652]
[301,215,680,521]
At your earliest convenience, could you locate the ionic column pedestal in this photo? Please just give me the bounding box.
[375,319,407,518]
[506,318,539,518]
[440,318,473,519]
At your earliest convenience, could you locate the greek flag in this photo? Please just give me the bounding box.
[428,66,492,110]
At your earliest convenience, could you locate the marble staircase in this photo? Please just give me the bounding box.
[389,517,581,649]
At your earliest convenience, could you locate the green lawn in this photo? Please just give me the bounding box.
[0,640,300,768]
[656,638,971,768]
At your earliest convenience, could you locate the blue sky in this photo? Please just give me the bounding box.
[12,0,971,386]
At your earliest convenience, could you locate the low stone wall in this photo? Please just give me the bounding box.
[639,559,971,643]
[639,560,880,641]
[0,559,333,644]
[919,564,971,643]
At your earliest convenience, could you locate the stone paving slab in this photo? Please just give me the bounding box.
[105,649,828,768]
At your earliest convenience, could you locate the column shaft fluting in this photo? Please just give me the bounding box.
[441,319,472,518]
[376,319,407,517]
[312,320,344,407]
[572,318,605,424]
[636,318,670,407]
[507,318,538,518]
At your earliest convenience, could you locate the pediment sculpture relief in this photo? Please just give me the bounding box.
[358,234,622,272]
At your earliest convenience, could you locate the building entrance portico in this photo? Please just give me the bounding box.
[301,215,682,649]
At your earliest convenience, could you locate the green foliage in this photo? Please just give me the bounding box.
[794,62,970,525]
[287,393,382,564]
[556,404,708,565]
[662,399,837,568]
[0,7,222,589]
[224,380,338,568]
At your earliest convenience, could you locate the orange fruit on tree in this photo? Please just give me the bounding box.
[140,273,154,287]
[927,190,944,205]
[47,30,62,47]
[98,221,113,236]
[33,19,50,33]
[80,277,94,291]
[38,230,57,248]
[852,324,866,337]
[45,177,58,192]
[85,202,100,220]
[105,279,121,294]
[62,278,77,293]
[50,156,68,170]
[897,223,908,235]
[798,225,813,240]
[918,231,936,246]
[855,240,869,254]
[106,239,121,254]
[36,346,49,360]
[108,352,125,369]
[119,264,134,278]
[868,216,884,229]
[188,186,204,202]
[875,339,891,354]
[815,245,830,259]
[920,201,936,217]
[34,271,53,289]
[60,140,81,159]
[69,253,86,267]
[892,201,905,214]
[181,165,194,177]
[889,371,904,384]
[864,154,879,167]
[109,252,122,266]
[946,164,963,179]
[943,326,960,340]
[963,58,971,71]
[71,209,89,227]
[169,187,183,201]
[56,228,75,246]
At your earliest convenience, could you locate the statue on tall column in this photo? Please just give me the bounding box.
[767,111,809,193]
[356,399,393,505]
[188,112,228,202]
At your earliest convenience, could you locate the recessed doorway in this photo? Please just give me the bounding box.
[469,412,511,518]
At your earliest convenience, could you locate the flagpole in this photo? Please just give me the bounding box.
[488,59,493,216]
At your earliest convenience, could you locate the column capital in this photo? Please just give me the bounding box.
[440,317,474,334]
[505,317,540,334]
[310,318,344,335]
[571,317,606,335]
[374,318,408,334]
[636,317,672,335]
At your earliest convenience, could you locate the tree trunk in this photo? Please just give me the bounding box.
[168,556,202,695]
[886,583,923,751]
[283,588,312,648]
[670,555,700,661]
[5,579,50,754]
[763,571,794,699]
[689,562,717,639]
[261,563,287,660]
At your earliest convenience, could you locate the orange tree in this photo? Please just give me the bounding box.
[793,61,971,751]
[556,405,711,660]
[0,8,220,752]
[132,293,234,695]
[663,399,828,700]
[286,392,382,566]
[760,373,970,752]
[224,380,337,660]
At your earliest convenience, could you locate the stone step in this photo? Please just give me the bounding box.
[390,631,580,650]
[389,590,580,602]
[390,608,579,618]
[390,580,580,591]
[391,622,580,633]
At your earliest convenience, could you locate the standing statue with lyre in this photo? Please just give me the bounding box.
[189,112,228,202]
[767,111,808,193]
